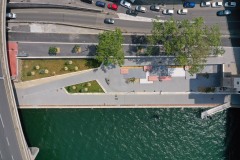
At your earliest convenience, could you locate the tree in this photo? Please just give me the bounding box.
[49,46,60,55]
[148,17,224,75]
[96,28,124,66]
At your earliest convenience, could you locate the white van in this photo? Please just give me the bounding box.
[177,9,188,15]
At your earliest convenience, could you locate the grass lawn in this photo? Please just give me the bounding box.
[65,80,104,93]
[21,59,101,81]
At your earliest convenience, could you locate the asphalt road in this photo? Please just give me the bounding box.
[0,64,23,160]
[9,7,240,34]
[8,32,240,47]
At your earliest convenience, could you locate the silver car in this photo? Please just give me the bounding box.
[104,18,114,24]
[150,4,160,12]
[120,0,131,9]
[162,9,174,15]
[200,1,211,7]
[6,13,16,19]
[135,6,147,13]
[224,2,236,7]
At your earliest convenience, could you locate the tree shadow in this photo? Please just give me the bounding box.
[131,35,148,44]
[86,45,97,56]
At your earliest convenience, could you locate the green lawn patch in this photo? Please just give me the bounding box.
[21,59,101,81]
[65,80,104,93]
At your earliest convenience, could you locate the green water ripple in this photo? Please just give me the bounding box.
[19,108,227,160]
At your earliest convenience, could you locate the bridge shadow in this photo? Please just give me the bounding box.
[225,105,240,160]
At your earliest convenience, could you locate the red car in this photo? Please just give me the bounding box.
[107,3,118,10]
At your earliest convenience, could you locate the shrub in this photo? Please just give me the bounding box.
[35,65,40,70]
[64,66,68,71]
[49,46,60,55]
[44,69,49,74]
[74,66,78,71]
[72,45,81,53]
[31,71,35,76]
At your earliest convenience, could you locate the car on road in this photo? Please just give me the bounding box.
[212,2,223,7]
[135,6,147,13]
[177,9,188,15]
[150,4,160,12]
[224,2,236,7]
[6,13,16,19]
[183,2,195,8]
[107,3,118,10]
[162,9,174,15]
[200,1,211,7]
[120,0,131,8]
[217,10,231,16]
[96,1,106,7]
[126,9,138,16]
[104,18,114,24]
[81,0,93,4]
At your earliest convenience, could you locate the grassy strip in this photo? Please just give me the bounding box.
[21,59,100,81]
[65,80,104,93]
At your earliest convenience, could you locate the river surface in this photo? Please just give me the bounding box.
[19,108,229,160]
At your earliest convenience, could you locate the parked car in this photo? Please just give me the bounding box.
[6,13,16,19]
[120,0,131,8]
[107,3,118,10]
[126,9,138,16]
[177,9,188,15]
[212,2,223,7]
[81,0,93,4]
[162,9,174,15]
[96,1,106,7]
[217,10,231,16]
[200,1,211,7]
[150,4,160,12]
[135,6,147,13]
[224,2,236,7]
[104,18,114,24]
[183,2,195,8]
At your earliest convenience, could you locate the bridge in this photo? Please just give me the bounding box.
[0,0,38,159]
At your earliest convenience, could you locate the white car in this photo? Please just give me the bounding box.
[224,2,236,7]
[135,6,147,13]
[211,2,223,7]
[162,9,174,15]
[120,0,131,8]
[6,13,16,19]
[177,9,188,15]
[200,1,211,7]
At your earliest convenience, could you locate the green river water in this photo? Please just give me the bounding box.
[19,108,240,160]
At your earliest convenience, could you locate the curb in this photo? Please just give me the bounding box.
[9,20,114,32]
[8,2,102,13]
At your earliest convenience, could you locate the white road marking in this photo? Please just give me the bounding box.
[6,137,10,146]
[11,155,15,160]
[0,114,4,128]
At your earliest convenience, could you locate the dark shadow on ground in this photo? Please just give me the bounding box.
[225,106,240,160]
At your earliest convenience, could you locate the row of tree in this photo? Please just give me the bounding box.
[96,17,224,75]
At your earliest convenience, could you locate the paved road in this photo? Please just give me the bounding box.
[8,32,240,47]
[8,6,240,34]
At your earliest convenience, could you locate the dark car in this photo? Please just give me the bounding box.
[183,2,195,8]
[150,4,160,12]
[96,1,106,7]
[217,10,231,16]
[81,0,93,4]
[126,9,138,16]
[104,18,114,24]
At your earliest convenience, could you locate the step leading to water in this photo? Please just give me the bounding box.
[201,102,231,119]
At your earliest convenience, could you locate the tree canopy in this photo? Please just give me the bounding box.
[96,28,124,66]
[148,17,224,75]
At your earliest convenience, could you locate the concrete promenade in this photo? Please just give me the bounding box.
[15,63,231,108]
